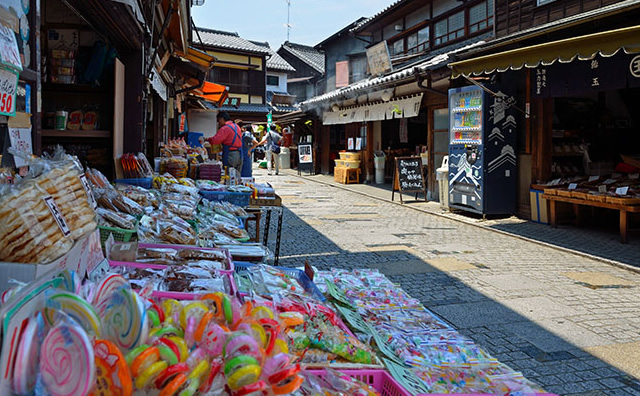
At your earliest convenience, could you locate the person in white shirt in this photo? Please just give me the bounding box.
[259,124,282,175]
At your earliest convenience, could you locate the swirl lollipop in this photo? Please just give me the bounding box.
[12,314,44,395]
[102,288,148,351]
[40,322,95,396]
[92,274,127,316]
[45,291,101,337]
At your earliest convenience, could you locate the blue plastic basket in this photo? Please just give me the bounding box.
[233,262,326,301]
[115,178,153,189]
[199,190,251,207]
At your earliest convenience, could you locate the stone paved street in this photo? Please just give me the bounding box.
[253,168,640,395]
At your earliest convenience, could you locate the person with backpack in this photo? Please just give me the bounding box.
[241,124,259,178]
[207,111,243,174]
[259,124,283,175]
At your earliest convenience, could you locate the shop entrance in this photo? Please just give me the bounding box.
[380,110,428,184]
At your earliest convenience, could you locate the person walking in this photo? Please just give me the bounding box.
[207,111,243,174]
[241,124,259,178]
[259,124,282,175]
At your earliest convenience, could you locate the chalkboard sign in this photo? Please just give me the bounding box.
[392,156,427,203]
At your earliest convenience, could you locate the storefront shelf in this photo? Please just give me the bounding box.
[41,129,111,138]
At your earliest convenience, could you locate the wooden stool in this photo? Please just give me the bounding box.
[336,167,360,184]
[245,208,262,242]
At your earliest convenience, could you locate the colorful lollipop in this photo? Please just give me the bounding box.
[40,322,95,396]
[102,288,148,351]
[12,314,44,395]
[45,291,102,337]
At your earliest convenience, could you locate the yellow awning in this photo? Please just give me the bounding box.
[174,47,217,69]
[449,25,640,78]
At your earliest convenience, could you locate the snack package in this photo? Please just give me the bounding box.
[96,208,137,230]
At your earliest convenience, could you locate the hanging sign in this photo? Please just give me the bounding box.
[0,67,18,116]
[0,24,22,71]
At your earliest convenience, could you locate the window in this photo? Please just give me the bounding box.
[348,54,367,83]
[212,68,249,94]
[392,39,404,56]
[434,10,464,46]
[266,75,279,86]
[406,26,429,54]
[469,0,493,33]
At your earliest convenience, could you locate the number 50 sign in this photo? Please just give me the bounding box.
[0,66,18,117]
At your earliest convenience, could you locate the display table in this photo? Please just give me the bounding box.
[250,195,284,265]
[334,167,360,184]
[541,193,640,243]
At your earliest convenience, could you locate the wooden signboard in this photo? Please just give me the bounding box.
[392,156,427,203]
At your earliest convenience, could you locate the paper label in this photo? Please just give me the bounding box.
[0,66,18,116]
[44,196,71,237]
[588,176,599,182]
[603,179,616,185]
[616,186,629,196]
[568,183,578,190]
[78,174,98,209]
[8,126,32,167]
[598,185,607,193]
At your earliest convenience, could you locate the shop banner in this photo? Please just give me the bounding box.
[629,54,640,88]
[0,66,18,116]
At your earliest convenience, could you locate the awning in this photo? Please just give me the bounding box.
[449,25,640,78]
[174,47,217,69]
[322,94,423,125]
[192,81,229,107]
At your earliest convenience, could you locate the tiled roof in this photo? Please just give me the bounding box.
[280,42,325,74]
[301,37,490,107]
[249,41,296,72]
[350,0,411,33]
[195,28,270,55]
[202,101,271,114]
[270,103,300,114]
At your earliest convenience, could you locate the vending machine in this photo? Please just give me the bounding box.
[448,85,517,215]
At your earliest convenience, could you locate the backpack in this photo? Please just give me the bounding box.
[269,132,282,154]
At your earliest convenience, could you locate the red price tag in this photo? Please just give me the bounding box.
[0,66,18,116]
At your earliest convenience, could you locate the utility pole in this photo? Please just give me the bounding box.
[285,0,291,42]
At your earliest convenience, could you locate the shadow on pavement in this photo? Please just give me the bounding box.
[256,203,640,395]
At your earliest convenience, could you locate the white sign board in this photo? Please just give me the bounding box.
[0,25,21,71]
[8,126,32,167]
[298,144,312,164]
[366,40,392,76]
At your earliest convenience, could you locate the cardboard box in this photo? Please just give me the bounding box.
[0,229,104,294]
[250,194,282,207]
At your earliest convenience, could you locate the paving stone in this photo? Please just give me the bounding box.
[545,383,588,394]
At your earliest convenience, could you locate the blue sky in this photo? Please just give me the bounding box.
[192,0,395,49]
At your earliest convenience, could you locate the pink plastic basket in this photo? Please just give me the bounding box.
[137,243,235,274]
[307,369,412,396]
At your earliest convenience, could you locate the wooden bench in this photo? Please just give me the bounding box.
[541,194,640,243]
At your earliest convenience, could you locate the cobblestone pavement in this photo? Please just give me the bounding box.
[253,168,640,395]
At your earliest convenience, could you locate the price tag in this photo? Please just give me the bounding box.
[588,176,599,182]
[78,175,98,209]
[598,185,607,193]
[44,196,71,237]
[0,66,18,116]
[603,179,616,185]
[8,127,32,167]
[568,183,578,190]
[616,186,629,196]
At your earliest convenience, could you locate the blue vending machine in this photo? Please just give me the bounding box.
[448,85,517,215]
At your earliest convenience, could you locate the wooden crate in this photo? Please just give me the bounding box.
[556,189,573,197]
[543,188,558,196]
[605,196,640,205]
[585,193,607,203]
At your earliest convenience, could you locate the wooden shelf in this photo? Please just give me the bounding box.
[42,82,108,94]
[41,129,111,138]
